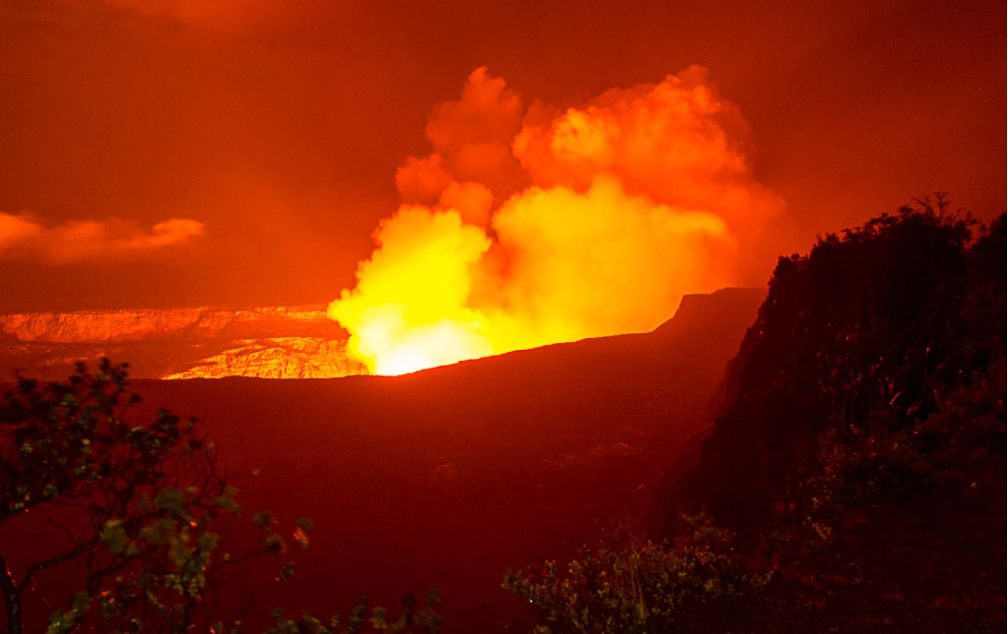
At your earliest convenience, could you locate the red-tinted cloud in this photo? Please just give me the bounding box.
[0,212,205,265]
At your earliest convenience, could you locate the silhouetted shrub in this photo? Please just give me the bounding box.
[0,361,441,634]
[668,196,1004,527]
[265,588,443,634]
[503,515,769,634]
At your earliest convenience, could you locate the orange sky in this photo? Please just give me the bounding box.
[1,0,1004,310]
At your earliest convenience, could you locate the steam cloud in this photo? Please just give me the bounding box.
[0,212,205,264]
[330,66,785,375]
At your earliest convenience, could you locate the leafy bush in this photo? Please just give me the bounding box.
[815,374,1005,510]
[503,516,769,634]
[265,588,442,634]
[0,360,311,633]
[0,360,442,634]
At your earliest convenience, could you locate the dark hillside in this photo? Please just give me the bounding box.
[653,203,1006,631]
[102,288,762,632]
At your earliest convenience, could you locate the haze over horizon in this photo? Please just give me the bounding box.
[1,0,1005,312]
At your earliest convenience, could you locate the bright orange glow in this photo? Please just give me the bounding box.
[327,207,493,375]
[328,67,785,375]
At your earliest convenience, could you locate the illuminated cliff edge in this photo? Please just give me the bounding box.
[0,306,367,380]
[163,337,362,380]
[0,306,333,342]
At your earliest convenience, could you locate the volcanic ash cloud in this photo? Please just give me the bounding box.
[329,66,784,375]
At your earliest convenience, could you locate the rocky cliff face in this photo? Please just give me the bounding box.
[0,306,367,380]
[164,337,365,380]
[0,306,341,343]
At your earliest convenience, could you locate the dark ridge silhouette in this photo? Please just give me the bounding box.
[649,206,1005,632]
[660,209,1005,529]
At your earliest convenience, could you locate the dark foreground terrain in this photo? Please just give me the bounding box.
[6,288,763,632]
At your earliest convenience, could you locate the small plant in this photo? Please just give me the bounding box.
[265,587,442,634]
[503,516,769,634]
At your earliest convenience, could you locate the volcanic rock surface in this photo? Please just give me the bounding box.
[0,306,366,380]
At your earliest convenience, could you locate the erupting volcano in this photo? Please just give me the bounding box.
[328,67,785,375]
[1,3,1003,633]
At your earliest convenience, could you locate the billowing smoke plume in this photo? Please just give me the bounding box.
[330,66,784,375]
[0,212,205,264]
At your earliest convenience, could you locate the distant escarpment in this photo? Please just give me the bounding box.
[0,290,766,383]
[0,306,339,343]
[0,306,367,380]
[651,204,1005,632]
